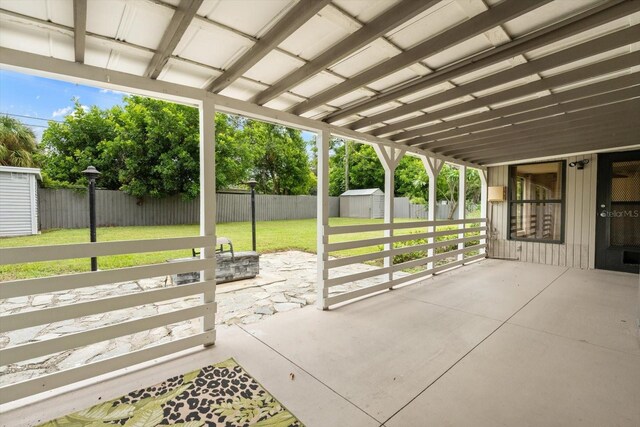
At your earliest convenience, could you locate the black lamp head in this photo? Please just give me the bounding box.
[569,159,589,170]
[81,165,101,180]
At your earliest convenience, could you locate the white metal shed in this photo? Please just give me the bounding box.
[340,188,384,219]
[0,166,41,237]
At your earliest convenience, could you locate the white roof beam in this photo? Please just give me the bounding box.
[467,127,640,164]
[251,0,440,105]
[0,46,483,170]
[73,0,87,63]
[395,72,640,143]
[145,0,204,79]
[415,78,640,148]
[290,0,552,115]
[438,100,640,155]
[206,0,332,93]
[379,51,640,137]
[324,0,637,123]
[356,25,639,132]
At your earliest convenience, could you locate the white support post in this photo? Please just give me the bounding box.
[199,99,216,346]
[422,156,444,271]
[374,145,405,283]
[479,169,488,257]
[317,129,330,310]
[458,165,466,261]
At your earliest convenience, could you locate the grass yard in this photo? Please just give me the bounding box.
[0,216,480,281]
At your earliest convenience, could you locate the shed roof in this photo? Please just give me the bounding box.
[341,188,384,196]
[0,0,638,165]
[0,166,42,180]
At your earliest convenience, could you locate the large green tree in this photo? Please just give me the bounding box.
[39,97,253,198]
[39,100,122,189]
[0,116,39,168]
[241,119,314,195]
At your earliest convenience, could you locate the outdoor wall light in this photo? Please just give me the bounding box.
[569,159,590,170]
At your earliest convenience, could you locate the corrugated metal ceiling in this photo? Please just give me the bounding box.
[0,0,637,165]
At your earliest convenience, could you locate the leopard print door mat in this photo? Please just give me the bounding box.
[39,358,304,427]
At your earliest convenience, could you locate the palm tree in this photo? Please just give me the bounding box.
[0,116,38,167]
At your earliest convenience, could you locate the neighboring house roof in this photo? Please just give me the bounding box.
[340,189,384,196]
[0,166,42,180]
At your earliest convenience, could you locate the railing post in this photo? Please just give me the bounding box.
[317,128,330,310]
[374,145,405,284]
[422,156,444,271]
[479,169,488,256]
[458,165,466,261]
[199,98,216,345]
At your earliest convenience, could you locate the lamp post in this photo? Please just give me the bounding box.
[82,166,101,271]
[247,179,257,252]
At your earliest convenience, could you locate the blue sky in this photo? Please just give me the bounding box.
[0,69,316,143]
[0,69,126,140]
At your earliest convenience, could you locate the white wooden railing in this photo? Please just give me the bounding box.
[319,218,487,307]
[0,236,216,404]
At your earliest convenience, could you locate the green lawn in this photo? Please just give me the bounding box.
[0,216,480,281]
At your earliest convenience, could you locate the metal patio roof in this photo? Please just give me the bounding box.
[0,0,638,166]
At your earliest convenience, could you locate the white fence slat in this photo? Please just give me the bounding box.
[391,244,486,272]
[0,331,214,404]
[0,303,216,365]
[326,234,486,269]
[327,226,486,252]
[0,258,211,298]
[0,236,215,265]
[326,218,481,235]
[0,280,214,332]
[327,266,390,288]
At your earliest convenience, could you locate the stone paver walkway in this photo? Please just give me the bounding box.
[1,251,406,384]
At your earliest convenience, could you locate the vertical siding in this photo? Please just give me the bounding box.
[37,189,340,229]
[0,172,35,236]
[487,153,597,269]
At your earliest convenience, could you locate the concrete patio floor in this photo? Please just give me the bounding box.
[2,259,639,426]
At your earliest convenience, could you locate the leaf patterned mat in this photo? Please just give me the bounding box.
[39,358,304,427]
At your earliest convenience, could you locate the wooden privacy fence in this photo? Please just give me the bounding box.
[0,236,217,403]
[319,217,488,307]
[38,189,340,229]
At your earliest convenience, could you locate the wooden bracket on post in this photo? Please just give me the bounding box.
[373,145,405,285]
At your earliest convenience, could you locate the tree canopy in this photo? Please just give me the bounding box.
[328,138,481,217]
[38,96,310,198]
[30,96,479,209]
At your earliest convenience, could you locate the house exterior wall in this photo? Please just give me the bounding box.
[0,170,39,236]
[487,153,597,269]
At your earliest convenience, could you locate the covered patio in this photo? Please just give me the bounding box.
[1,0,639,425]
[3,260,639,426]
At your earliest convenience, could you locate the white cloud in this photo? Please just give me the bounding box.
[99,88,125,95]
[51,105,89,118]
[52,106,73,118]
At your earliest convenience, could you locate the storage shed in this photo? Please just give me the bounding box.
[0,166,41,236]
[339,188,384,219]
